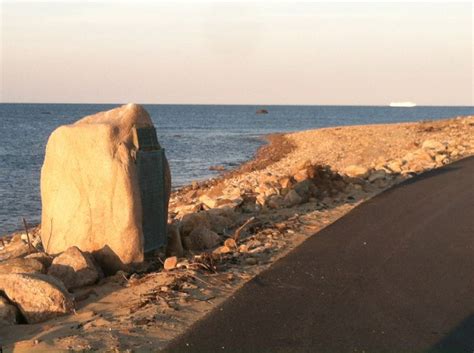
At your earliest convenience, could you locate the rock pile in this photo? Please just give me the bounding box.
[0,231,103,326]
[166,122,474,258]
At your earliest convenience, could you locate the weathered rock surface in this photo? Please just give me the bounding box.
[293,180,316,200]
[0,240,32,262]
[40,104,171,272]
[48,246,101,290]
[422,139,446,153]
[0,273,74,324]
[24,252,54,268]
[0,257,45,274]
[166,222,184,257]
[284,189,304,207]
[180,212,212,238]
[183,227,221,251]
[368,169,387,183]
[343,165,370,179]
[0,295,19,326]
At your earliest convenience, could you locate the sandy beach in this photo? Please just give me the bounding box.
[1,115,473,352]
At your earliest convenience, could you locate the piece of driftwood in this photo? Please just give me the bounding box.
[232,217,255,242]
[22,217,34,253]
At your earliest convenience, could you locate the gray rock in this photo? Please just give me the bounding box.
[180,212,212,238]
[0,295,20,326]
[166,222,184,258]
[284,189,304,207]
[184,227,221,251]
[293,180,316,200]
[0,273,74,324]
[237,195,259,213]
[368,170,387,183]
[48,246,101,290]
[266,195,285,209]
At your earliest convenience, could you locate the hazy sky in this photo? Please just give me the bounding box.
[1,1,472,105]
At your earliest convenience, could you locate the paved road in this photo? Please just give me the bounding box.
[166,156,474,353]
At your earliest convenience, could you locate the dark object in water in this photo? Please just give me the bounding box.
[40,112,52,115]
[209,165,226,172]
[256,109,268,114]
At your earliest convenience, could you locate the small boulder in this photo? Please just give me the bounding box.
[237,196,258,213]
[208,213,234,234]
[343,165,370,179]
[0,295,20,326]
[180,212,212,238]
[48,246,101,290]
[421,139,446,153]
[0,273,74,324]
[284,189,304,207]
[183,227,221,251]
[368,169,386,183]
[266,195,285,209]
[293,180,316,200]
[387,160,402,174]
[0,257,45,274]
[0,240,33,262]
[435,154,448,165]
[24,252,54,268]
[402,149,436,172]
[199,194,218,209]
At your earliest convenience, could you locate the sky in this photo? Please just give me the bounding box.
[0,1,472,105]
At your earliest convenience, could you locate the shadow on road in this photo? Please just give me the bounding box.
[428,314,474,353]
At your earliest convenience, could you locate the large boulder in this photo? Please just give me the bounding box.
[0,273,74,323]
[47,246,102,290]
[40,104,171,272]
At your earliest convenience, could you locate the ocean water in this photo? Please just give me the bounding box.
[1,103,473,234]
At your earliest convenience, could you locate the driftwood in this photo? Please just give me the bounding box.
[232,217,255,242]
[22,218,34,253]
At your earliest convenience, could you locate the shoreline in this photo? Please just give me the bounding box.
[1,115,473,351]
[171,133,295,197]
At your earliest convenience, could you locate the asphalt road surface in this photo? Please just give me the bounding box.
[166,156,474,353]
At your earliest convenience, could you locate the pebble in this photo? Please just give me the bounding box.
[238,244,249,253]
[213,245,231,254]
[224,238,237,249]
[163,256,178,270]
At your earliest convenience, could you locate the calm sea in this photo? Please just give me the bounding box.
[1,104,473,234]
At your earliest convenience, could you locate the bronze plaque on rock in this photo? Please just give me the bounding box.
[134,126,167,252]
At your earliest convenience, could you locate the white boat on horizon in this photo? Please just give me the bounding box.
[389,102,417,108]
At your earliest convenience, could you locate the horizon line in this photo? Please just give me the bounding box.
[1,102,473,108]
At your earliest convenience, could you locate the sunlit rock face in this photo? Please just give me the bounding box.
[40,104,170,273]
